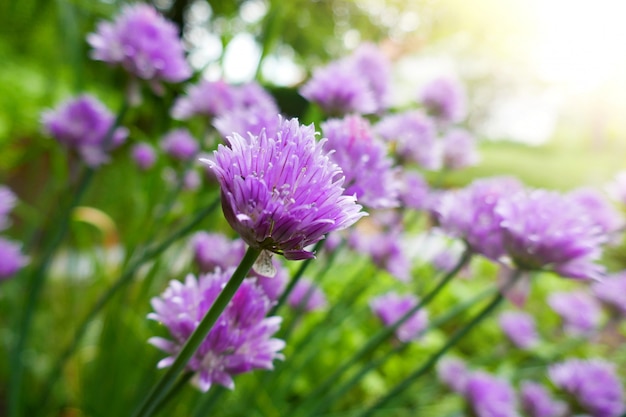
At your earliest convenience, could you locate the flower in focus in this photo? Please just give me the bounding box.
[287,278,327,312]
[321,115,400,209]
[160,128,199,161]
[547,290,602,335]
[420,76,467,124]
[375,111,440,169]
[131,142,157,170]
[0,186,17,231]
[441,128,480,170]
[592,270,626,316]
[42,95,128,167]
[171,79,237,120]
[205,117,366,260]
[520,381,568,417]
[88,4,191,85]
[437,357,469,394]
[496,190,606,280]
[0,238,27,280]
[498,310,539,349]
[464,371,520,417]
[436,177,523,261]
[370,292,428,343]
[549,359,625,417]
[148,271,285,391]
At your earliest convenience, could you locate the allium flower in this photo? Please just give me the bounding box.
[171,79,237,120]
[496,190,606,280]
[397,170,430,211]
[287,278,327,312]
[436,177,523,260]
[370,292,428,342]
[441,128,480,170]
[350,43,391,112]
[549,359,625,417]
[321,115,400,209]
[0,238,27,280]
[149,271,285,391]
[0,186,17,231]
[520,381,568,417]
[464,371,520,417]
[41,95,128,167]
[592,270,626,316]
[131,142,157,170]
[88,4,191,85]
[498,311,539,349]
[547,290,602,335]
[160,128,199,161]
[437,357,469,394]
[375,111,440,170]
[420,76,467,124]
[568,187,623,237]
[205,117,366,260]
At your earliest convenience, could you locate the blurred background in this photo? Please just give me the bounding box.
[1,0,626,189]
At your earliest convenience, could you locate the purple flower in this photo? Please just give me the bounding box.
[441,128,480,170]
[547,290,602,335]
[321,115,400,209]
[350,43,392,113]
[464,371,520,417]
[171,79,237,120]
[520,381,568,417]
[255,266,289,303]
[370,292,428,342]
[420,76,467,124]
[131,142,157,170]
[375,111,440,170]
[287,278,327,312]
[42,95,128,167]
[160,128,199,161]
[549,359,625,417]
[191,232,246,273]
[0,186,17,231]
[205,117,366,260]
[0,238,27,280]
[498,311,539,349]
[437,357,469,394]
[436,177,523,260]
[148,271,285,391]
[496,190,606,280]
[397,170,430,211]
[568,187,623,237]
[88,4,191,85]
[593,270,626,316]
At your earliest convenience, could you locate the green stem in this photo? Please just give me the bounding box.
[151,372,194,415]
[132,246,262,417]
[192,386,226,417]
[356,271,522,417]
[39,196,220,410]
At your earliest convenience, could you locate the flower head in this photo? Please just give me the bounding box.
[0,186,17,231]
[547,290,602,335]
[350,43,392,112]
[131,142,157,170]
[420,76,467,124]
[496,190,606,280]
[171,79,237,120]
[321,115,400,209]
[397,170,430,211]
[160,128,199,161]
[520,381,568,417]
[464,371,520,417]
[42,95,128,167]
[437,357,469,394]
[287,278,327,312]
[441,128,480,170]
[148,271,285,391]
[205,117,366,260]
[549,359,625,417]
[0,238,27,280]
[370,292,428,342]
[88,4,191,84]
[498,310,539,349]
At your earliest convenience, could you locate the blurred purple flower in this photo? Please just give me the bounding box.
[350,43,392,112]
[550,359,625,417]
[205,117,366,261]
[436,177,523,260]
[520,381,568,417]
[498,310,539,349]
[437,357,469,394]
[287,278,327,312]
[88,4,191,85]
[397,170,430,211]
[375,111,440,169]
[441,128,480,170]
[592,270,626,316]
[0,186,17,231]
[160,128,199,161]
[42,95,128,167]
[214,106,281,142]
[464,371,520,417]
[568,187,623,237]
[171,79,237,120]
[420,76,467,124]
[191,232,246,273]
[321,115,400,209]
[496,190,606,280]
[149,271,285,391]
[370,292,428,342]
[0,238,27,280]
[183,170,201,191]
[547,290,602,335]
[131,142,157,170]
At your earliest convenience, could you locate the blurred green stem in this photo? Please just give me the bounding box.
[132,246,262,417]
